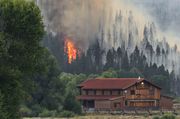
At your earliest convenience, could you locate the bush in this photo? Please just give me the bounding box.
[19,105,32,117]
[63,93,82,114]
[153,114,176,119]
[161,114,176,119]
[30,104,42,117]
[143,113,148,118]
[38,108,56,117]
[59,110,75,117]
[153,116,160,119]
[0,91,7,119]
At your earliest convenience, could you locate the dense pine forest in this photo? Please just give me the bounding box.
[0,0,179,118]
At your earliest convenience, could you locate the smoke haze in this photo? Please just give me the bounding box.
[37,0,152,49]
[37,0,180,49]
[36,0,180,77]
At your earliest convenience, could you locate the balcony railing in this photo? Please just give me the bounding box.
[126,95,159,99]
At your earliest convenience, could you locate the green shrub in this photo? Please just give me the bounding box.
[161,114,176,119]
[38,108,57,117]
[0,91,7,119]
[143,113,148,118]
[60,110,75,117]
[63,93,82,114]
[153,116,160,119]
[30,104,42,117]
[19,105,32,117]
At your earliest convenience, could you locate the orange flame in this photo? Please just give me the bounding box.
[64,38,78,64]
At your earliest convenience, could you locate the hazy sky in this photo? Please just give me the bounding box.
[132,0,180,37]
[37,0,180,47]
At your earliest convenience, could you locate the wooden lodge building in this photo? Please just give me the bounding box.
[77,78,173,111]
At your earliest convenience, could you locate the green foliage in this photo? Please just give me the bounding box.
[88,74,99,78]
[0,0,44,73]
[142,113,148,118]
[58,72,86,114]
[23,71,86,117]
[153,116,160,119]
[101,69,118,78]
[0,0,45,118]
[151,75,170,94]
[27,50,63,110]
[173,97,180,103]
[30,104,42,117]
[118,69,143,78]
[153,114,176,119]
[19,105,32,117]
[161,114,176,119]
[59,110,75,117]
[0,70,22,119]
[38,108,56,117]
[121,51,130,71]
[0,91,7,119]
[63,93,82,114]
[0,0,44,40]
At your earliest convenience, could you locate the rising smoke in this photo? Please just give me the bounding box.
[36,0,180,77]
[36,0,151,49]
[36,0,107,49]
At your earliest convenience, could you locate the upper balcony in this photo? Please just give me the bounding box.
[126,94,160,100]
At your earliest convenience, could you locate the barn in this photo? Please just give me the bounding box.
[77,78,173,112]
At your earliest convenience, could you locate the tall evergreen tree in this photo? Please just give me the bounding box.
[156,45,161,56]
[105,49,114,70]
[85,45,95,74]
[93,39,103,73]
[117,47,123,69]
[121,51,130,71]
[130,46,140,68]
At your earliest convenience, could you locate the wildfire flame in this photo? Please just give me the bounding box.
[64,38,78,64]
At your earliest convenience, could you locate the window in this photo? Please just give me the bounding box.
[88,90,95,95]
[104,90,110,95]
[96,90,102,95]
[112,90,119,95]
[130,90,135,95]
[85,90,88,95]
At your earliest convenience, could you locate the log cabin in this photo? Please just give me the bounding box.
[77,78,173,111]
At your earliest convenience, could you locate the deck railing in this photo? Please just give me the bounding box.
[126,95,159,100]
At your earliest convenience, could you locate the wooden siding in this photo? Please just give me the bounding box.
[95,100,111,109]
[111,97,125,110]
[125,81,160,100]
[160,96,173,109]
